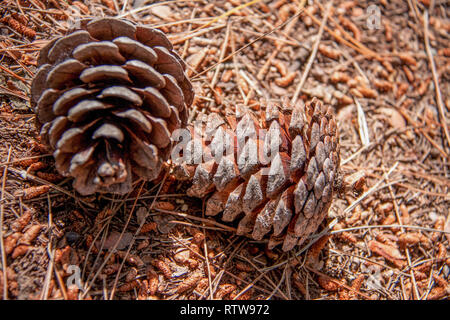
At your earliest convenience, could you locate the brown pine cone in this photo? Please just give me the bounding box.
[173,98,340,252]
[30,18,194,195]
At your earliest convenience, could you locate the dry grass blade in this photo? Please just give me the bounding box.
[383,166,419,299]
[6,167,93,208]
[155,208,237,233]
[302,3,380,60]
[331,224,450,235]
[291,1,331,105]
[192,9,305,80]
[344,162,399,215]
[80,182,145,299]
[191,0,264,33]
[0,146,12,300]
[40,194,54,300]
[306,266,373,300]
[109,180,154,300]
[355,98,370,146]
[423,11,450,153]
[396,108,448,159]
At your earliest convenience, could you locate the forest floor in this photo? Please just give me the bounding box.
[0,0,449,300]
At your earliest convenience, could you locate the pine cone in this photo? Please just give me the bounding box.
[30,18,194,195]
[173,98,340,252]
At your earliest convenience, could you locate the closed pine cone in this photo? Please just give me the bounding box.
[173,98,340,252]
[30,18,193,195]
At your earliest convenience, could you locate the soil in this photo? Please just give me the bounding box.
[0,0,448,300]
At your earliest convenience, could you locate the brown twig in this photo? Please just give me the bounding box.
[0,64,28,84]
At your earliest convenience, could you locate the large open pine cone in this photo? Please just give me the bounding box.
[30,18,193,195]
[173,98,340,252]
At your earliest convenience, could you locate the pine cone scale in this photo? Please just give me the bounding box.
[100,86,143,105]
[85,18,136,41]
[48,59,88,88]
[52,87,96,116]
[135,26,173,49]
[73,41,127,65]
[31,64,52,105]
[112,37,158,66]
[153,47,185,81]
[36,89,59,124]
[46,30,92,64]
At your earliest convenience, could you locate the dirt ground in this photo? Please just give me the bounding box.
[0,0,449,300]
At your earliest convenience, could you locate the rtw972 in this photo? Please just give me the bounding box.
[224,304,270,315]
